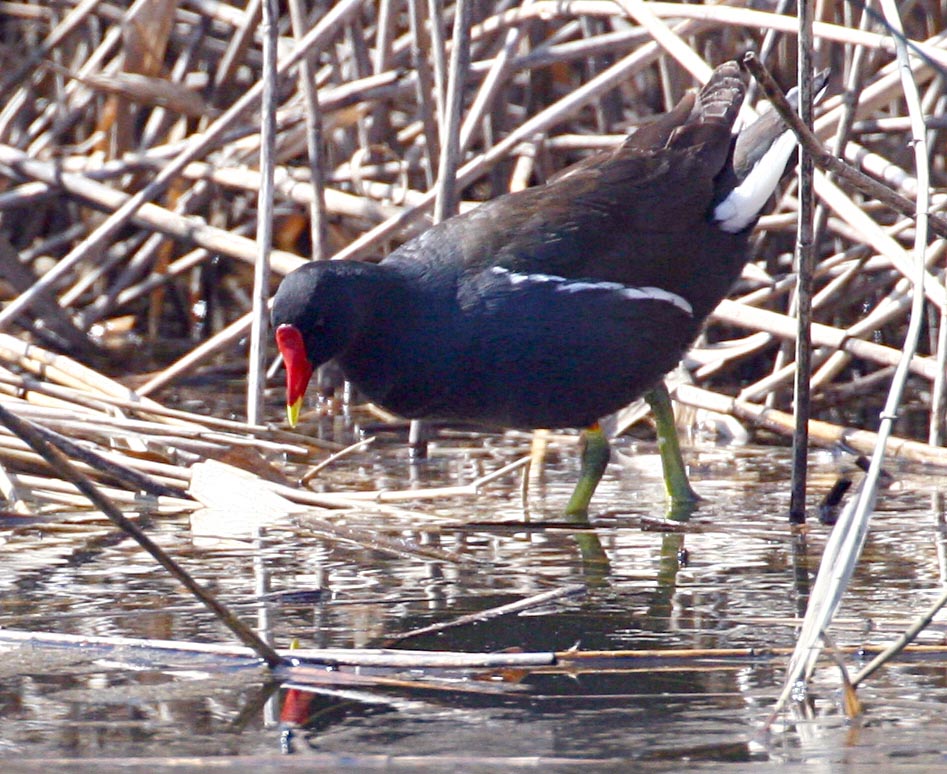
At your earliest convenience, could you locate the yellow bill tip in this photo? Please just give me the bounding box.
[286,398,302,428]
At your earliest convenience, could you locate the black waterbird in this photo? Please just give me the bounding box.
[273,60,811,516]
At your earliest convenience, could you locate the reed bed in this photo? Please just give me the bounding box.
[0,0,945,514]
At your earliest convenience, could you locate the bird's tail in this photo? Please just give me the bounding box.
[714,69,830,233]
[625,60,746,154]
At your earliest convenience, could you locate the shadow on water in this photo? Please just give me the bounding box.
[1,425,947,770]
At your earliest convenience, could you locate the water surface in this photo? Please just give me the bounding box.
[1,429,946,771]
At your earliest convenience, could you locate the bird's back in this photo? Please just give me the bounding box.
[387,61,753,323]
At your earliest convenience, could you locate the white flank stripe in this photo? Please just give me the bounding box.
[490,267,692,316]
[714,129,798,233]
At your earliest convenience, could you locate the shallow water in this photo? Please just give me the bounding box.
[1,427,946,771]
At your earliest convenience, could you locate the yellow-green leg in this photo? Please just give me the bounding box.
[644,382,700,515]
[563,384,698,519]
[565,423,610,520]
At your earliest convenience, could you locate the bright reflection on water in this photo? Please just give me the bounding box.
[0,425,946,770]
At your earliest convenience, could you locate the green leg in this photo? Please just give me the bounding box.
[565,424,610,520]
[644,383,700,517]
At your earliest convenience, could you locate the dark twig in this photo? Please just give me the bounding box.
[789,1,816,524]
[27,422,188,499]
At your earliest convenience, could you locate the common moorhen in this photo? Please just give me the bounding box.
[273,60,802,515]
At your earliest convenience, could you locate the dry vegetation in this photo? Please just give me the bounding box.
[0,0,945,512]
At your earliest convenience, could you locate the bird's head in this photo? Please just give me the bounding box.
[272,261,363,426]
